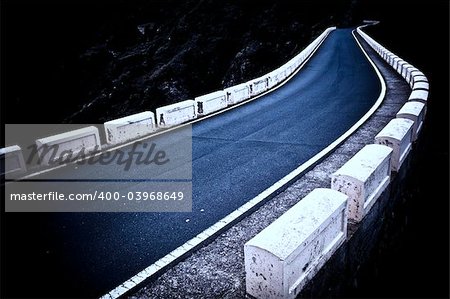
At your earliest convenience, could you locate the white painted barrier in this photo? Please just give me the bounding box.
[411,75,428,88]
[276,68,287,82]
[267,73,278,89]
[401,64,415,79]
[358,26,428,171]
[408,89,428,104]
[396,60,408,74]
[245,188,348,299]
[396,102,426,141]
[156,100,196,128]
[412,81,429,91]
[224,83,251,106]
[195,90,227,116]
[375,118,414,172]
[389,54,398,66]
[1,145,26,177]
[267,71,282,88]
[104,111,156,145]
[405,67,419,83]
[392,57,402,70]
[412,74,428,83]
[35,126,101,166]
[385,53,394,64]
[384,52,391,61]
[331,144,392,223]
[249,76,270,96]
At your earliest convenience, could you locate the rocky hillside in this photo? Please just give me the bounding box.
[2,0,357,123]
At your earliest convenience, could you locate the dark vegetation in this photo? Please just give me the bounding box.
[2,0,356,124]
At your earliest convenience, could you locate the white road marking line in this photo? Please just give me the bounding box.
[100,27,387,299]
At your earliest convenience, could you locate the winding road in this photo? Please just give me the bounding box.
[3,28,381,298]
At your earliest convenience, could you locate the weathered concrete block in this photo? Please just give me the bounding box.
[409,74,427,88]
[412,81,429,91]
[412,74,427,83]
[406,68,420,84]
[396,102,426,141]
[401,64,415,80]
[245,188,348,299]
[304,43,314,57]
[224,83,251,106]
[396,60,408,75]
[156,100,196,128]
[267,71,280,88]
[388,54,397,66]
[250,76,270,96]
[375,118,414,172]
[286,65,294,77]
[276,68,288,82]
[104,111,156,145]
[331,144,392,223]
[408,89,429,104]
[195,90,227,116]
[1,145,26,177]
[391,56,402,70]
[35,126,101,166]
[385,52,392,61]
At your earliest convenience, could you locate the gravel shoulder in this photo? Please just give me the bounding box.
[129,30,411,299]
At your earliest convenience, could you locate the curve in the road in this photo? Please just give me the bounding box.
[3,28,381,298]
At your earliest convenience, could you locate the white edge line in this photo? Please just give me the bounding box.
[99,26,387,299]
[19,28,334,180]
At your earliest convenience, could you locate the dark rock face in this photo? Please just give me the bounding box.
[2,0,355,124]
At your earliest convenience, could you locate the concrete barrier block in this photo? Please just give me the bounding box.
[285,66,292,76]
[267,74,277,89]
[274,72,283,85]
[267,71,279,88]
[1,145,27,177]
[406,68,420,84]
[35,126,101,166]
[331,144,392,223]
[195,90,227,116]
[387,54,397,66]
[412,74,428,84]
[104,111,156,145]
[277,68,287,82]
[224,83,251,106]
[412,81,429,91]
[391,57,401,69]
[408,89,428,104]
[156,100,196,128]
[245,188,348,299]
[396,102,426,141]
[410,74,427,88]
[385,53,392,64]
[250,76,270,96]
[396,60,408,74]
[401,64,415,79]
[375,118,414,172]
[304,44,313,57]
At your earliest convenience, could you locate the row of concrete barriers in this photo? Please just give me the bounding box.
[1,27,336,178]
[244,27,429,299]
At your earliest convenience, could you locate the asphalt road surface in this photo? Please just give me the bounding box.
[2,28,381,298]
